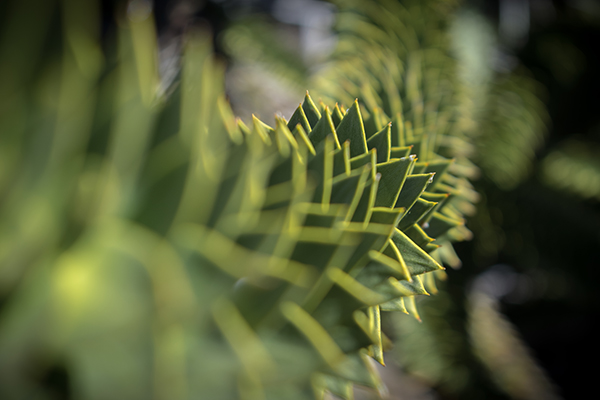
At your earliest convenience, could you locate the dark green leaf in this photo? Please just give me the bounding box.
[309,107,339,148]
[390,228,443,276]
[302,92,322,128]
[395,173,434,211]
[374,158,414,207]
[287,103,312,133]
[397,198,437,231]
[367,123,392,163]
[336,100,368,157]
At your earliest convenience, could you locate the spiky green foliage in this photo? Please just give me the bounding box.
[306,3,558,399]
[312,0,479,273]
[0,1,479,399]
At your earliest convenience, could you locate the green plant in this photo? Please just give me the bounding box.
[221,1,560,399]
[0,0,481,399]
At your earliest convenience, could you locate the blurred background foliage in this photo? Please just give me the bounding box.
[1,0,599,399]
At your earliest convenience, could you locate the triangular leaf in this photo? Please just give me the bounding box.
[366,123,391,163]
[390,228,443,276]
[395,173,434,211]
[310,107,340,148]
[302,91,322,128]
[332,103,345,127]
[336,100,368,157]
[397,198,437,231]
[287,103,312,133]
[380,297,408,313]
[424,212,463,238]
[374,158,414,207]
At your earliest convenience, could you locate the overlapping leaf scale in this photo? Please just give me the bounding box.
[260,92,475,397]
[302,2,483,393]
[182,91,462,398]
[313,0,479,279]
[167,88,449,397]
